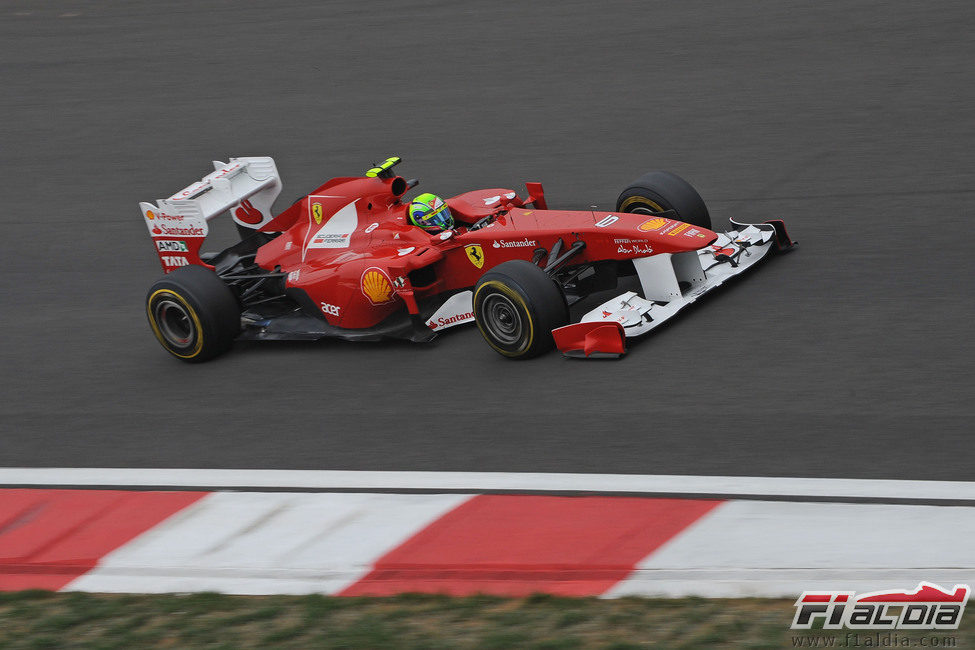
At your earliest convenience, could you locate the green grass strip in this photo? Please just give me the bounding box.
[0,591,972,649]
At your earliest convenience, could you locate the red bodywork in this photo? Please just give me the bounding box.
[251,175,718,330]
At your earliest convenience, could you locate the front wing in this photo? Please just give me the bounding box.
[553,219,796,358]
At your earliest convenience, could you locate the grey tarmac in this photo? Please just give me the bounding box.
[1,0,972,479]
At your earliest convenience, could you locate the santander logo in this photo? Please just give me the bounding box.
[492,238,536,249]
[234,199,264,225]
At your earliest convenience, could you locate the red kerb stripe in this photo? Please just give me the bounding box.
[0,489,206,591]
[342,494,722,597]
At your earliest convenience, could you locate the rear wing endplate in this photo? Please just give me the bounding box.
[139,157,282,272]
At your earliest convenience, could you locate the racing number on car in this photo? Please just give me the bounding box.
[595,215,619,227]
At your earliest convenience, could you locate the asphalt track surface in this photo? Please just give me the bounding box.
[1,1,973,480]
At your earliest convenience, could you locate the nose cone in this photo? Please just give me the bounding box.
[628,215,717,251]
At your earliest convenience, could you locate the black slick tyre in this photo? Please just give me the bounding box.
[146,265,240,362]
[616,170,711,229]
[473,260,569,359]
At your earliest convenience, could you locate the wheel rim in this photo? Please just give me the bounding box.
[154,299,196,349]
[628,200,665,215]
[481,293,523,345]
[620,196,666,215]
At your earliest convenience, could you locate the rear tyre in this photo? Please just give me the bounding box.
[616,170,711,229]
[146,266,240,362]
[473,260,569,359]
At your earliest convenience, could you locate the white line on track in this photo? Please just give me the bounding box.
[2,468,975,501]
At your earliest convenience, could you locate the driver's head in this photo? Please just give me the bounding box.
[408,193,454,233]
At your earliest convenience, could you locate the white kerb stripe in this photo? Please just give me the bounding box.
[67,492,471,595]
[607,500,975,598]
[3,468,975,501]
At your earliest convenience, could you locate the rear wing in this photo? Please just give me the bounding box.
[139,157,282,272]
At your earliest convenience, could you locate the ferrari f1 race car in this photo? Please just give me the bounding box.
[141,156,795,362]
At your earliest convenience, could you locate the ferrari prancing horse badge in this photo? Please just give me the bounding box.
[465,244,484,269]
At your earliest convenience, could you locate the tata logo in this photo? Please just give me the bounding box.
[161,256,189,268]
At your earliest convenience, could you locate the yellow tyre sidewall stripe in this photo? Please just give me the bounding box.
[147,289,205,359]
[473,280,535,358]
[619,195,665,213]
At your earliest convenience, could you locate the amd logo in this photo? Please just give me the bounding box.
[156,240,188,252]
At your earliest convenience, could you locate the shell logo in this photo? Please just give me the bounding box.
[638,217,667,231]
[146,210,155,220]
[361,267,395,305]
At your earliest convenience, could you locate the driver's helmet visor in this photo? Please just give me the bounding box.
[417,204,453,231]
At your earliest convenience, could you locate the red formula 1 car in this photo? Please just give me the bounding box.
[141,156,795,362]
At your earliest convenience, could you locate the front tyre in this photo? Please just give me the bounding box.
[616,170,711,229]
[473,260,569,359]
[146,266,240,362]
